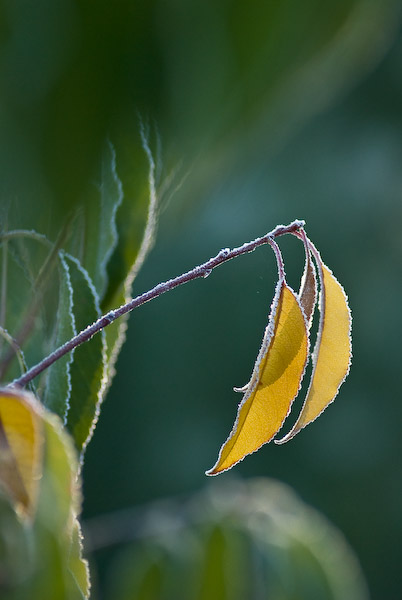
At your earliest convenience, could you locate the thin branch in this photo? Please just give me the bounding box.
[9,219,305,389]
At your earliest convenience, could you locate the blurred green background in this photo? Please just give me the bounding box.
[1,0,402,598]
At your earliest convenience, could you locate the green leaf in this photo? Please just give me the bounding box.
[68,519,91,600]
[44,252,76,421]
[101,121,159,384]
[64,254,107,457]
[31,404,88,600]
[37,411,79,529]
[0,236,54,383]
[82,141,124,300]
[0,489,32,599]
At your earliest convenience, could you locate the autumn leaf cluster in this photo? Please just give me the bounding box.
[207,229,352,475]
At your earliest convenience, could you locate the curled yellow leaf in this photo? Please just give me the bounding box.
[0,388,44,517]
[206,280,309,475]
[298,231,317,327]
[276,248,352,444]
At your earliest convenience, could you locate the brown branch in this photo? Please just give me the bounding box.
[10,219,305,389]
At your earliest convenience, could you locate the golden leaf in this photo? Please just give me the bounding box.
[206,281,309,475]
[276,249,352,444]
[0,388,44,517]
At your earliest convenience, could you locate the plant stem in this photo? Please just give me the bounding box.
[9,219,304,389]
[267,237,285,280]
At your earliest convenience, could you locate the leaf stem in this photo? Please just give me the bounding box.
[9,219,305,389]
[292,228,321,263]
[267,237,285,280]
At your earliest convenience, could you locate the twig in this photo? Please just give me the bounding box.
[10,219,305,389]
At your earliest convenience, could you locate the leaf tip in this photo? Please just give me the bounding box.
[274,429,297,445]
[233,384,248,393]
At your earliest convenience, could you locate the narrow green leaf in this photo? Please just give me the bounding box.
[68,519,91,600]
[83,141,124,299]
[44,252,76,421]
[101,122,159,385]
[31,402,88,599]
[101,122,158,311]
[64,254,107,457]
[38,410,80,530]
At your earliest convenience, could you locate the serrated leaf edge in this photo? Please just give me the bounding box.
[64,253,108,459]
[98,141,124,299]
[57,251,77,424]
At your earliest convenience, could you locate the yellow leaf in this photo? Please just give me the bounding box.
[276,250,352,444]
[0,388,44,517]
[206,281,309,475]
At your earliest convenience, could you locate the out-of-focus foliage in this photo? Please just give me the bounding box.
[88,478,368,600]
[0,388,88,600]
[1,0,399,233]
